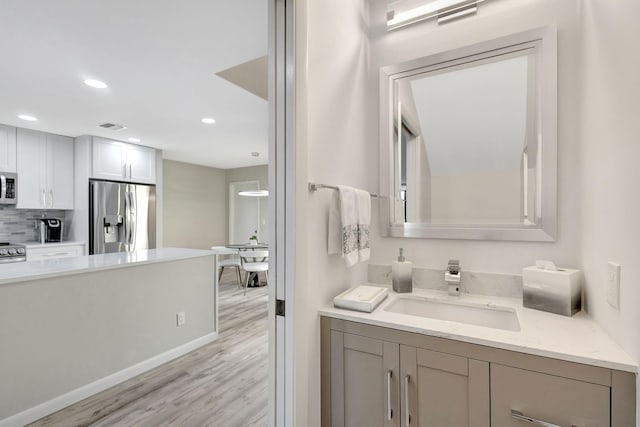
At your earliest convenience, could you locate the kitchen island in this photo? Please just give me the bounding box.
[0,248,217,427]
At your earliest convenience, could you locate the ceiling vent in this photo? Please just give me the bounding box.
[99,122,128,131]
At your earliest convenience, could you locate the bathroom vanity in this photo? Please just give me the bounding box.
[320,289,636,427]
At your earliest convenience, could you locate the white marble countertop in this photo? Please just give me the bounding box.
[319,285,638,373]
[0,248,214,286]
[24,241,86,248]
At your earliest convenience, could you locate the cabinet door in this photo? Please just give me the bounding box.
[400,346,489,427]
[92,137,126,181]
[491,364,610,427]
[16,128,46,209]
[331,332,400,427]
[0,124,17,173]
[46,134,74,209]
[27,244,85,261]
[127,144,156,184]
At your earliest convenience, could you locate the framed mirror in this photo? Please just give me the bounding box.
[379,27,557,241]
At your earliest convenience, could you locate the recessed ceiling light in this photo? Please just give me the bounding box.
[84,79,108,89]
[128,138,141,143]
[201,118,216,124]
[18,114,38,121]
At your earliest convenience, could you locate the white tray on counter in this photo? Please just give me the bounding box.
[333,285,388,313]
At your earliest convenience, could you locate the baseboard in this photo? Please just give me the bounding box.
[0,332,219,427]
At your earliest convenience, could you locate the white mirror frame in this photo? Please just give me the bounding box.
[379,27,557,241]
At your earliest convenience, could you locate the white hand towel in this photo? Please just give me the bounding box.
[337,186,359,267]
[355,189,371,262]
[327,191,341,255]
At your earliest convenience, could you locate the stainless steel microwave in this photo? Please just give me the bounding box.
[0,172,17,205]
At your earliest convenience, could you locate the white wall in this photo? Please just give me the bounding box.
[369,0,582,274]
[294,0,372,425]
[430,169,521,223]
[579,0,640,421]
[163,159,227,249]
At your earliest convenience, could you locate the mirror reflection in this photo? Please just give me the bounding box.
[394,52,538,225]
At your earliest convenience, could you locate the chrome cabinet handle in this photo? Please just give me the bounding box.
[129,164,132,179]
[123,163,127,179]
[404,375,411,427]
[386,370,393,421]
[49,189,54,208]
[511,410,575,427]
[41,189,46,207]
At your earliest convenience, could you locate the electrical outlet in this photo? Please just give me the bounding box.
[606,262,621,310]
[176,311,186,327]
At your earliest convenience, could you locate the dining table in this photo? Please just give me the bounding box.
[211,243,269,287]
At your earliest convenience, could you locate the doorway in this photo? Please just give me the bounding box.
[229,180,261,244]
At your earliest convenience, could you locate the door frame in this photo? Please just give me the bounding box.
[269,0,295,425]
[228,180,260,244]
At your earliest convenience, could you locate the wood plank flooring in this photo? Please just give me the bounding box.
[28,270,269,427]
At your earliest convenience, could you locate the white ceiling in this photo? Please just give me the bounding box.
[0,0,268,169]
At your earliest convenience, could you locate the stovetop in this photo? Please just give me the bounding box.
[0,243,26,263]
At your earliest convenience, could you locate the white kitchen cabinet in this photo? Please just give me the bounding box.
[26,242,85,261]
[0,124,17,173]
[92,137,156,184]
[17,128,74,209]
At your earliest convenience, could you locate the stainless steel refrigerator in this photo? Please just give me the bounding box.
[89,180,156,255]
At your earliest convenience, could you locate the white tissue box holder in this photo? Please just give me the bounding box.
[522,266,582,316]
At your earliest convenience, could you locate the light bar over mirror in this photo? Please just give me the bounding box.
[386,0,485,30]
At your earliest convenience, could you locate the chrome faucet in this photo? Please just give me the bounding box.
[445,259,461,296]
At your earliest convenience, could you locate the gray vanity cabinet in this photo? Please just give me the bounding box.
[401,346,489,427]
[327,330,489,427]
[329,331,400,427]
[490,364,610,427]
[321,317,636,427]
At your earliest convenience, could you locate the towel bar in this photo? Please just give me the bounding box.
[308,182,381,198]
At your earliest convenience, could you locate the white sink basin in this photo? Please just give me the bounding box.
[384,296,520,331]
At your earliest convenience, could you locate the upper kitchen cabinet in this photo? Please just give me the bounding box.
[0,124,17,173]
[17,128,74,209]
[92,137,156,184]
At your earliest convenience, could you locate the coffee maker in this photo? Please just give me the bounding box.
[38,218,63,243]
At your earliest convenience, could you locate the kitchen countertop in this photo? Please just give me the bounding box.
[0,248,214,286]
[319,285,638,373]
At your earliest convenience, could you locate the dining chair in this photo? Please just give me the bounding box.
[218,255,242,286]
[239,250,269,295]
[211,246,242,287]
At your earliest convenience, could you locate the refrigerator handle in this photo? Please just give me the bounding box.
[128,191,136,248]
[124,191,130,250]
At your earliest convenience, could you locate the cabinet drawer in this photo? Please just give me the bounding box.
[490,364,609,427]
[27,244,85,261]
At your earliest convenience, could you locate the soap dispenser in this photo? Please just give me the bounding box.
[392,248,413,293]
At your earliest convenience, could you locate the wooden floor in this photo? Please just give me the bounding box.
[29,270,269,427]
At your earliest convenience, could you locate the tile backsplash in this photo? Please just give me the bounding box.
[0,207,72,243]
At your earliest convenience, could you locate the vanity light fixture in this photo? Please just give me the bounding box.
[238,190,269,197]
[18,114,38,121]
[84,79,108,89]
[387,0,485,30]
[201,117,216,124]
